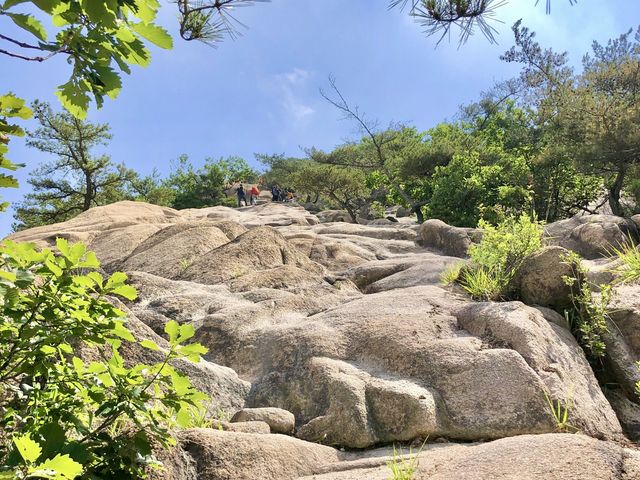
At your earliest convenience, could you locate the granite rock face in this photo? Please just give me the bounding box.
[8,201,640,479]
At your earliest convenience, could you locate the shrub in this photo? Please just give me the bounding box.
[0,239,208,479]
[454,213,544,300]
[562,251,611,360]
[428,150,532,228]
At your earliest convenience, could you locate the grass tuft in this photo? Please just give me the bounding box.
[610,239,640,284]
[387,443,423,480]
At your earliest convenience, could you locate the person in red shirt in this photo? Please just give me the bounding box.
[249,185,260,205]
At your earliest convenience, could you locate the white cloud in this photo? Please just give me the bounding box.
[283,67,311,85]
[273,68,315,121]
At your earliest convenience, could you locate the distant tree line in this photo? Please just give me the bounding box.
[258,22,640,227]
[15,21,640,230]
[12,102,260,230]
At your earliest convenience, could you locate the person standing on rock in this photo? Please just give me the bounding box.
[249,185,260,205]
[271,185,280,202]
[236,184,247,207]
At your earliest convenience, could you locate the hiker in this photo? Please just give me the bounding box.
[236,183,247,207]
[249,185,260,205]
[271,185,280,202]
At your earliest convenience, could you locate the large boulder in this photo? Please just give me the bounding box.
[418,219,482,258]
[545,214,639,259]
[154,429,343,480]
[344,253,463,293]
[316,210,353,223]
[300,434,640,480]
[455,301,622,440]
[231,407,296,434]
[86,223,166,271]
[152,430,640,480]
[7,201,182,248]
[510,246,575,310]
[196,286,623,447]
[122,223,231,279]
[179,226,324,286]
[601,284,640,407]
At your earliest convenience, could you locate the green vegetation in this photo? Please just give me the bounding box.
[11,108,260,229]
[562,252,612,360]
[440,263,463,286]
[0,0,173,119]
[452,214,544,300]
[387,443,423,480]
[458,266,510,302]
[610,241,640,285]
[13,101,133,230]
[249,23,640,226]
[165,155,258,210]
[544,391,578,434]
[0,239,208,478]
[0,95,31,211]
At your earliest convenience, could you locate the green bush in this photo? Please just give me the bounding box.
[0,239,208,479]
[453,213,544,300]
[469,214,544,273]
[428,150,532,227]
[562,251,611,360]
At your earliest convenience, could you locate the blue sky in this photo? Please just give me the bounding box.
[1,0,640,234]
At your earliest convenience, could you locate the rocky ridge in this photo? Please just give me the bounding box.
[8,200,640,479]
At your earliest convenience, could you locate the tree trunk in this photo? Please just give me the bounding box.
[608,168,626,217]
[413,205,425,224]
[84,173,93,211]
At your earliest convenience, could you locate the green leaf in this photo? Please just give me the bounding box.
[0,270,17,282]
[0,94,32,119]
[105,271,127,288]
[72,356,85,375]
[45,259,63,277]
[113,321,135,342]
[178,342,208,362]
[40,345,56,355]
[2,0,30,9]
[140,339,160,351]
[0,174,18,188]
[132,0,160,23]
[14,434,42,463]
[93,66,122,100]
[31,0,58,13]
[130,22,173,49]
[177,323,195,343]
[80,0,117,26]
[175,407,192,428]
[7,13,47,41]
[170,371,191,395]
[111,284,137,300]
[69,242,86,262]
[55,237,70,256]
[29,453,83,479]
[56,80,90,119]
[165,320,179,343]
